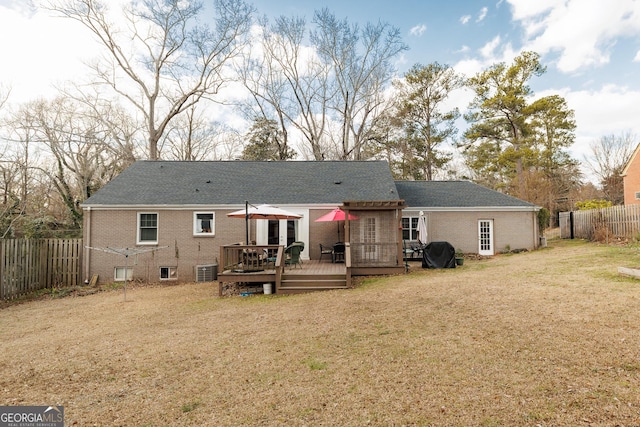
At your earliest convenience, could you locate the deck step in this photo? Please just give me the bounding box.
[282,273,346,282]
[277,285,347,295]
[279,284,347,289]
[279,273,347,294]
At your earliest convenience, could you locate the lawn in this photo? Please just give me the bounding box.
[1,239,639,426]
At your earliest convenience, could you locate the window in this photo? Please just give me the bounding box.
[635,192,640,200]
[138,213,158,244]
[478,219,494,255]
[364,217,377,257]
[402,217,419,240]
[160,267,177,281]
[194,212,215,236]
[114,267,133,282]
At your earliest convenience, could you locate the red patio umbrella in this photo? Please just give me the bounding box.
[314,208,358,242]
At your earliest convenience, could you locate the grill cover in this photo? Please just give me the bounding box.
[422,241,456,269]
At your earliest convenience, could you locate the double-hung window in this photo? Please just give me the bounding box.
[114,267,133,282]
[138,213,158,244]
[160,266,177,280]
[402,217,419,241]
[194,212,215,236]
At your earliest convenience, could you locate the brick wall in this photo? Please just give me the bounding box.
[623,159,640,205]
[83,208,247,284]
[421,210,538,254]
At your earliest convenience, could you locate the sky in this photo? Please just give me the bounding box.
[1,0,640,178]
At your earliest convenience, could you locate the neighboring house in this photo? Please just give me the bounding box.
[395,180,540,255]
[81,161,541,285]
[621,143,640,205]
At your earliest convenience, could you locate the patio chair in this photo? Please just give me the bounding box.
[332,242,345,263]
[410,242,426,259]
[284,242,303,269]
[319,243,333,261]
[293,241,305,264]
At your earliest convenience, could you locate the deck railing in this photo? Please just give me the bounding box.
[349,242,399,267]
[220,244,283,272]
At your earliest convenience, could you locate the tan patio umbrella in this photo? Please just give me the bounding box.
[227,202,302,244]
[314,208,359,242]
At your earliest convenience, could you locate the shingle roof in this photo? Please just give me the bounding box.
[395,180,537,208]
[82,160,400,206]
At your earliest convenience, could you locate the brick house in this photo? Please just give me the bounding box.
[81,160,540,285]
[622,143,640,205]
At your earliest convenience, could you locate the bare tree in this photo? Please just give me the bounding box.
[261,15,331,160]
[0,84,10,112]
[160,105,226,161]
[311,9,406,160]
[237,17,294,158]
[48,0,254,160]
[585,132,637,204]
[1,100,40,237]
[6,97,138,229]
[71,89,141,171]
[239,10,405,160]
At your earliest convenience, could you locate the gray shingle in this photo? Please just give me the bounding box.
[395,180,537,208]
[83,160,400,206]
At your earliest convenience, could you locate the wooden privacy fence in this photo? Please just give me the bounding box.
[1,239,82,300]
[560,205,640,241]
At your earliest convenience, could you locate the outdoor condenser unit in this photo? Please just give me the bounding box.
[195,264,218,282]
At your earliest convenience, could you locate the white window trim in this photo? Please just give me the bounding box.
[137,212,158,245]
[114,267,133,282]
[193,212,215,236]
[478,219,494,256]
[402,216,420,241]
[160,266,178,281]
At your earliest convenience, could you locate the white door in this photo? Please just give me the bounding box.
[267,219,297,246]
[256,208,309,259]
[478,219,494,256]
[360,216,379,261]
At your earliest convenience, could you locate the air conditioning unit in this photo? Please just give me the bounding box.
[195,264,218,282]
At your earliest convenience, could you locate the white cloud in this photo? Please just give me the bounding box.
[507,0,640,73]
[565,84,640,140]
[634,50,640,62]
[476,7,488,22]
[409,24,427,37]
[480,35,520,62]
[506,0,557,20]
[453,36,517,78]
[460,15,471,25]
[0,2,105,103]
[533,84,640,176]
[479,35,503,59]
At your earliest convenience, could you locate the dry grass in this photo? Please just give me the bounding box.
[1,239,640,426]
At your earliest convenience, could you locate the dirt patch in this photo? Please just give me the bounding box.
[1,239,639,426]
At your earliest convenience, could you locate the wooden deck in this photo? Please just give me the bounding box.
[217,259,349,295]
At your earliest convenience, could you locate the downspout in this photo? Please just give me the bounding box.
[534,210,539,249]
[84,206,91,284]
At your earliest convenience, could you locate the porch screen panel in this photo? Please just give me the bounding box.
[350,210,397,267]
